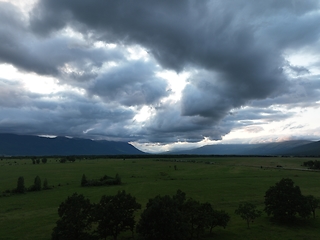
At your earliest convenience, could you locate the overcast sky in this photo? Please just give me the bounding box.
[0,0,320,152]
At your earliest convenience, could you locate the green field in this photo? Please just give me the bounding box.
[0,156,320,240]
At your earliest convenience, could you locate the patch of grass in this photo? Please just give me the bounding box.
[0,157,320,239]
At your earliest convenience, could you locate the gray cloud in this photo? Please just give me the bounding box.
[0,78,135,140]
[137,101,231,143]
[0,2,124,78]
[87,60,169,107]
[29,0,292,118]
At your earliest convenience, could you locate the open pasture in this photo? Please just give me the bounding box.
[0,156,320,240]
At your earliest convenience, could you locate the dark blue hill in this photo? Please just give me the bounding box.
[283,140,320,156]
[0,133,145,156]
[167,140,317,156]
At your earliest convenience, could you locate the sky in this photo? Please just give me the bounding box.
[0,0,320,153]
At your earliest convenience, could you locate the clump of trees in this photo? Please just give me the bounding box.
[137,190,230,240]
[52,190,230,240]
[81,173,121,187]
[31,157,47,164]
[52,191,141,240]
[59,156,76,163]
[264,178,319,222]
[303,160,320,169]
[3,176,52,196]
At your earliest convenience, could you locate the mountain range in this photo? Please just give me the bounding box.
[167,140,320,156]
[0,133,319,156]
[0,133,145,156]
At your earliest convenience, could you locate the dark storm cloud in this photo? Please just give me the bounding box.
[29,0,316,121]
[87,60,169,106]
[138,102,230,143]
[249,75,320,109]
[0,85,135,139]
[0,2,124,78]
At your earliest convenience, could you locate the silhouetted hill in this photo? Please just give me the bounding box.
[283,140,320,156]
[168,140,318,156]
[0,133,145,156]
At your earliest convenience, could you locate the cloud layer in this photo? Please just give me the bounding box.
[0,0,320,150]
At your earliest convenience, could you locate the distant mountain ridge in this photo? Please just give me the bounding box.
[167,140,320,156]
[0,133,145,156]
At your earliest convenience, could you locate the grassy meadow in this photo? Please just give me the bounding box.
[0,156,320,240]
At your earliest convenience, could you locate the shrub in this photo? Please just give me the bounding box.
[81,174,122,187]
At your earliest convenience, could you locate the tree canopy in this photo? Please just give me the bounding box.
[235,202,261,228]
[52,193,93,240]
[137,190,229,240]
[264,178,311,222]
[137,190,189,240]
[94,190,141,240]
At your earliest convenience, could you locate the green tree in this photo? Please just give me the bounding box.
[94,190,141,240]
[264,178,311,222]
[42,158,47,164]
[306,195,320,219]
[208,209,230,233]
[51,193,94,240]
[137,190,188,240]
[16,176,25,193]
[235,202,261,228]
[184,200,217,239]
[29,175,41,191]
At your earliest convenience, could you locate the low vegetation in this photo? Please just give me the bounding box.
[81,173,121,187]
